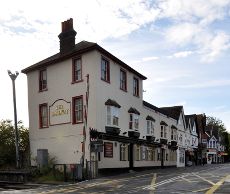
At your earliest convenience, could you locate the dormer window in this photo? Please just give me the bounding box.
[128,107,140,130]
[160,121,168,138]
[129,114,139,130]
[107,106,119,126]
[171,125,177,141]
[105,99,121,127]
[146,116,155,135]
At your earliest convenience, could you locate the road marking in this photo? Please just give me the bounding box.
[205,174,230,194]
[181,176,193,183]
[150,173,157,193]
[191,173,215,185]
[144,174,190,190]
[192,187,210,192]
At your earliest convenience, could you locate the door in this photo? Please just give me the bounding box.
[161,148,165,168]
[129,143,133,169]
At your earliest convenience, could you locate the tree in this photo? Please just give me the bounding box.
[0,119,29,168]
[206,116,226,133]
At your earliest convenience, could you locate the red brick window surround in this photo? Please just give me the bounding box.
[133,77,139,97]
[72,58,82,83]
[39,69,47,91]
[120,69,127,91]
[72,96,83,124]
[101,57,110,83]
[39,103,48,128]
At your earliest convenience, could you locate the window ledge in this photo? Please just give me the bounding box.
[71,79,84,84]
[72,121,83,125]
[101,78,110,84]
[39,88,48,93]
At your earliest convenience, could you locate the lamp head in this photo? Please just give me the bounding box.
[7,70,12,76]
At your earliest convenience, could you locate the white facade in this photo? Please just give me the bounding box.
[22,19,202,170]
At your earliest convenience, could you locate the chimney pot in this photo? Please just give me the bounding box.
[58,18,77,54]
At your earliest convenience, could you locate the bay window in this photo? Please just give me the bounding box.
[107,106,119,127]
[129,113,139,130]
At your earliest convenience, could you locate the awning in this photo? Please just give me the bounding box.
[160,121,168,126]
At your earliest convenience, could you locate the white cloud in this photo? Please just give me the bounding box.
[142,56,159,62]
[168,50,194,58]
[199,31,230,62]
[175,79,230,89]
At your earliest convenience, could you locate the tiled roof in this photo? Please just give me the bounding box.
[159,106,183,121]
[21,41,147,80]
[143,101,170,117]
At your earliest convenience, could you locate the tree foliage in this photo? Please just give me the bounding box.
[206,116,226,133]
[0,119,29,168]
[206,116,230,154]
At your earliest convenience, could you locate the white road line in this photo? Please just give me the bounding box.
[143,174,190,190]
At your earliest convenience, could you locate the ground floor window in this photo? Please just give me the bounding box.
[179,150,185,163]
[146,147,155,161]
[170,150,176,161]
[135,145,141,161]
[157,149,161,161]
[120,144,128,161]
[141,146,147,160]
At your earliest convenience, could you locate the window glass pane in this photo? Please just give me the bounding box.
[107,106,111,125]
[74,97,83,122]
[147,120,150,134]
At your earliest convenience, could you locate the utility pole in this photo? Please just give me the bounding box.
[7,70,20,168]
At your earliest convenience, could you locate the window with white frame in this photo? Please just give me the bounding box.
[129,113,139,130]
[135,145,141,161]
[147,120,154,135]
[179,134,183,144]
[171,128,177,141]
[160,125,167,138]
[146,147,155,161]
[120,144,128,161]
[141,146,146,160]
[107,106,119,127]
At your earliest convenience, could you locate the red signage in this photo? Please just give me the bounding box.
[104,142,113,158]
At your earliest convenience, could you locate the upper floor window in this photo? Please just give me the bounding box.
[72,58,82,82]
[147,120,154,135]
[107,106,119,127]
[171,128,177,141]
[72,96,83,124]
[39,69,47,91]
[133,77,139,97]
[120,69,127,91]
[129,113,139,130]
[101,57,110,82]
[160,125,167,138]
[179,134,183,144]
[39,103,48,128]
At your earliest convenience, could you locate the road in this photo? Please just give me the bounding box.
[1,163,230,194]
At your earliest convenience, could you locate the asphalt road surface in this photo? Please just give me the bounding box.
[1,163,230,194]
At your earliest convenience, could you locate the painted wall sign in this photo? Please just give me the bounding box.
[49,99,71,126]
[104,142,113,158]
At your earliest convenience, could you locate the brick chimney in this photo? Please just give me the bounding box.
[58,18,77,54]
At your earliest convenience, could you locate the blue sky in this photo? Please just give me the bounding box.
[0,0,230,131]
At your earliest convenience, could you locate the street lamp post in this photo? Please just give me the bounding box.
[7,70,20,169]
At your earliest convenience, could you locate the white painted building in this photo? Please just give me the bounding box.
[22,19,201,172]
